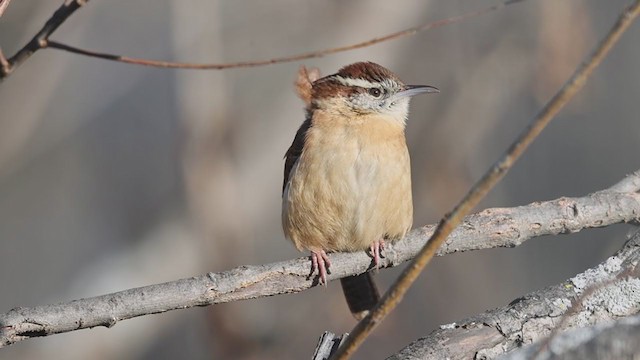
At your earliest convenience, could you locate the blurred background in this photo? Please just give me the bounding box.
[1,0,639,359]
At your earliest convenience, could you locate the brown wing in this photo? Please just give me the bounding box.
[283,117,311,194]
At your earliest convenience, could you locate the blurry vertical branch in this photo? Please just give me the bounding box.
[0,0,12,18]
[0,0,527,80]
[331,1,640,359]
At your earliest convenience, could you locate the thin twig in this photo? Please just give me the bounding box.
[0,0,89,80]
[45,0,526,69]
[1,0,527,80]
[330,1,640,359]
[1,179,638,348]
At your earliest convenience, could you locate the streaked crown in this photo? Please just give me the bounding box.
[312,62,402,102]
[309,62,438,122]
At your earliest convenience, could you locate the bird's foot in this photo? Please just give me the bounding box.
[311,249,331,286]
[370,239,386,270]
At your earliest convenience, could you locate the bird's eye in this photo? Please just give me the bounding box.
[368,87,382,98]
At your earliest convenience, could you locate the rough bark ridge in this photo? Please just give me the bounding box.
[388,230,640,360]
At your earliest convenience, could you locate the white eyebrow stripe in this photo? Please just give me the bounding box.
[333,76,378,88]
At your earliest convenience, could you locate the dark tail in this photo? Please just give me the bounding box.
[340,272,380,320]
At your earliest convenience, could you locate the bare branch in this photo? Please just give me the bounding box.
[388,230,640,360]
[314,332,348,360]
[0,0,89,80]
[332,2,640,359]
[1,173,638,348]
[1,0,526,79]
[530,266,638,359]
[502,314,640,360]
[608,169,640,193]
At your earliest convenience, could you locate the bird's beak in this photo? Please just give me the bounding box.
[394,85,440,99]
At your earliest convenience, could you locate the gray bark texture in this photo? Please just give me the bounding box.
[501,314,640,360]
[313,332,348,360]
[388,230,640,360]
[1,171,639,348]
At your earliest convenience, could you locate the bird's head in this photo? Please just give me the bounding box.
[310,62,438,125]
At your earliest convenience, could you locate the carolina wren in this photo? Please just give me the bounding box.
[282,62,438,319]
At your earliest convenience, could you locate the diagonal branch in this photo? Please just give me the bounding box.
[331,2,640,358]
[0,0,89,80]
[1,0,526,80]
[1,171,638,348]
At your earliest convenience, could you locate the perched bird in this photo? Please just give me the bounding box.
[282,62,438,319]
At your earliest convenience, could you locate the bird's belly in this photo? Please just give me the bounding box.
[283,142,412,252]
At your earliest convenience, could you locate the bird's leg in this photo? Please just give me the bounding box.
[370,239,386,270]
[311,249,331,286]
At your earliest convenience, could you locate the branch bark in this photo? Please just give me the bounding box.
[388,229,640,360]
[501,314,640,360]
[1,171,638,348]
[314,332,348,360]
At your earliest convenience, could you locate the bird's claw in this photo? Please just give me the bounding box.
[370,239,386,271]
[311,250,331,286]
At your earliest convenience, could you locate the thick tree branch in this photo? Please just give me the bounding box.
[388,230,640,360]
[502,314,640,360]
[1,0,526,80]
[609,169,640,193]
[1,171,638,348]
